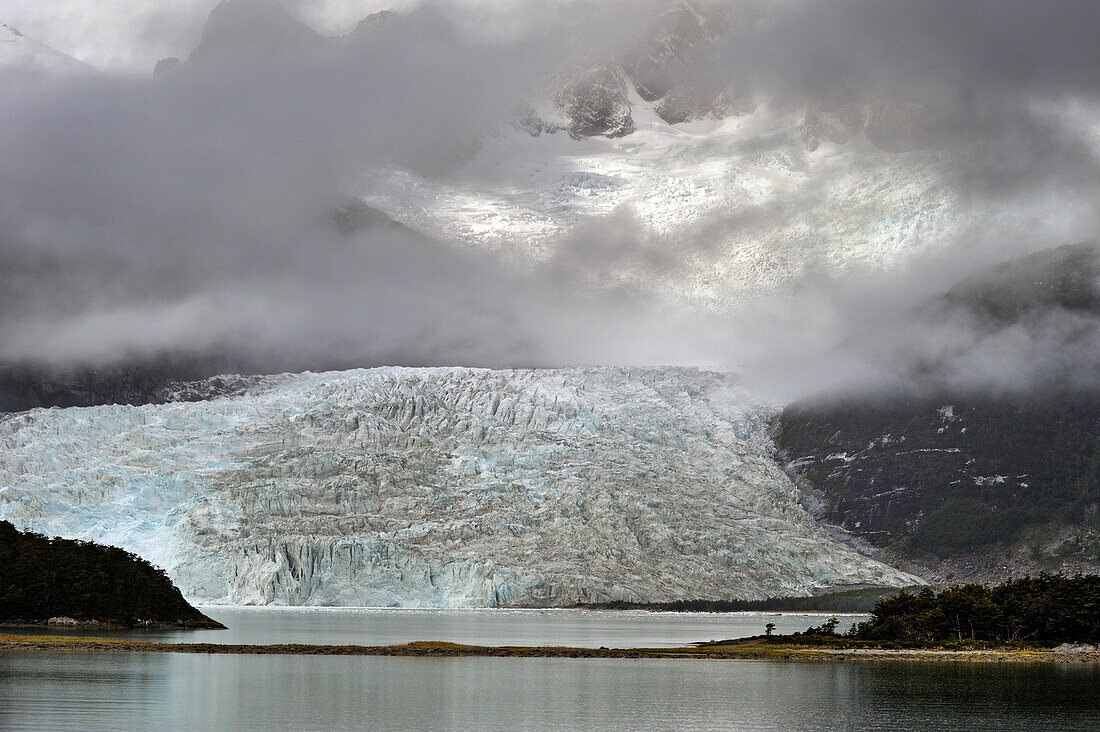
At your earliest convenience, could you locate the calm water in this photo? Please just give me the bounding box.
[5,607,865,648]
[4,610,1098,730]
[1,652,1096,731]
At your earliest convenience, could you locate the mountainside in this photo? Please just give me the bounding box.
[0,367,917,607]
[186,0,325,66]
[5,3,1095,602]
[360,105,956,302]
[166,0,959,300]
[776,243,1100,581]
[0,361,273,413]
[778,396,1100,580]
[939,242,1100,326]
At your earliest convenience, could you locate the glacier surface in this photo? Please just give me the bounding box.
[0,367,918,606]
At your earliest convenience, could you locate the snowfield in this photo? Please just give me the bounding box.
[0,22,88,72]
[0,367,917,606]
[359,102,958,304]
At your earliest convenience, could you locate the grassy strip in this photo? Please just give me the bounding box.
[0,635,1081,662]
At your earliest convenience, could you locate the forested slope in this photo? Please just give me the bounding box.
[0,521,223,628]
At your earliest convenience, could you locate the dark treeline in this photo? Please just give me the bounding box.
[0,521,223,628]
[579,586,912,613]
[790,575,1099,646]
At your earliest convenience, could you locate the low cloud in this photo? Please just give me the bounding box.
[3,1,1100,401]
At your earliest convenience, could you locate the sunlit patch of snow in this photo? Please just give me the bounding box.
[357,103,960,307]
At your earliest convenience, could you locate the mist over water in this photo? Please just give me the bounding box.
[4,1,1100,401]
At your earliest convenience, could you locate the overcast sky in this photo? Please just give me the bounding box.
[3,0,1100,399]
[0,0,625,71]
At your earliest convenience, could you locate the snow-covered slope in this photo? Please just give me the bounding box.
[151,1,964,305]
[0,23,89,72]
[0,367,917,606]
[358,104,958,303]
[125,0,1050,312]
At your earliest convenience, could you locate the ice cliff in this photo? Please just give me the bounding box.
[0,367,917,606]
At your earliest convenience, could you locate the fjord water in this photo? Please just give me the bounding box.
[2,652,1097,731]
[0,608,865,648]
[3,611,1099,730]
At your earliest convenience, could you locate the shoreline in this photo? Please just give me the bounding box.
[3,635,1097,663]
[195,605,869,616]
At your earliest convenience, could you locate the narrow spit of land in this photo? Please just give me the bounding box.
[3,635,1097,663]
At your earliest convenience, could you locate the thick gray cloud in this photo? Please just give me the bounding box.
[733,0,1100,98]
[3,0,1100,400]
[0,0,680,372]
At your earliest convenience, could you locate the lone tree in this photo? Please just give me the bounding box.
[765,622,776,637]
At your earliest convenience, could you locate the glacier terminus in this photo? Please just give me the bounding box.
[0,367,917,607]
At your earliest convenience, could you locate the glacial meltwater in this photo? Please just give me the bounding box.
[2,610,1097,731]
[1,607,865,647]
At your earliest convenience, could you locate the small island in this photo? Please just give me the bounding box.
[0,521,224,629]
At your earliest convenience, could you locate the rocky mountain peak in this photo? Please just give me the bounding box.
[624,0,725,101]
[188,0,324,65]
[524,0,751,140]
[552,65,637,139]
[347,10,395,40]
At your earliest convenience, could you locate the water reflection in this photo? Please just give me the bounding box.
[1,652,1097,731]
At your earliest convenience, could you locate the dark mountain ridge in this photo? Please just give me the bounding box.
[778,242,1100,582]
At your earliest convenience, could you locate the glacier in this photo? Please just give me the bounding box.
[0,367,918,606]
